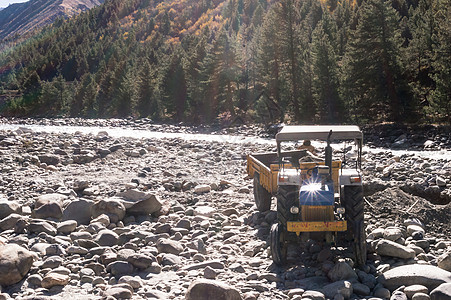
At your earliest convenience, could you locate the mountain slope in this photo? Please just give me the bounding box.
[0,0,104,40]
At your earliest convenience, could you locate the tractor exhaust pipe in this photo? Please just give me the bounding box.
[325,130,333,177]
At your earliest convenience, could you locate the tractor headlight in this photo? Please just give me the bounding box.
[290,206,299,214]
[337,207,345,214]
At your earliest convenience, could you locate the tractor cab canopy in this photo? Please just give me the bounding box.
[276,125,363,143]
[275,125,363,168]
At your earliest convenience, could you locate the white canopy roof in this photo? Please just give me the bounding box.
[276,125,363,142]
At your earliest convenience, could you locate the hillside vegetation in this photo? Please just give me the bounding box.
[0,0,449,125]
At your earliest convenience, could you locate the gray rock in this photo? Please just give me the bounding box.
[390,291,408,300]
[353,282,371,296]
[194,185,211,194]
[0,199,21,219]
[56,220,77,234]
[38,154,60,166]
[374,287,391,299]
[0,244,34,286]
[301,290,326,300]
[95,229,119,247]
[430,282,451,300]
[42,256,63,269]
[127,253,155,269]
[159,253,182,266]
[41,273,69,288]
[156,238,183,255]
[118,275,142,289]
[404,285,429,299]
[0,214,24,231]
[328,262,358,282]
[379,265,451,291]
[182,260,225,271]
[28,220,57,235]
[91,197,126,223]
[103,287,133,299]
[117,190,162,215]
[384,227,404,241]
[376,239,416,259]
[437,252,451,272]
[185,279,241,300]
[62,198,94,225]
[107,261,134,276]
[32,201,63,220]
[322,280,353,299]
[412,293,430,300]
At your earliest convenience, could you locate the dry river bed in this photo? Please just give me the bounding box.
[0,125,450,300]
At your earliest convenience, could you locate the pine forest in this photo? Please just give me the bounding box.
[0,0,450,125]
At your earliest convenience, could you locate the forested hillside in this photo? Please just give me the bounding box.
[0,0,449,125]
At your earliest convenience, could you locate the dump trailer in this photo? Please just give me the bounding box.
[247,125,366,266]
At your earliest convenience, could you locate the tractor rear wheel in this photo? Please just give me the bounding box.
[253,174,272,212]
[270,223,287,265]
[343,185,367,267]
[276,185,298,225]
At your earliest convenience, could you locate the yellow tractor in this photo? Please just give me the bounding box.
[247,125,366,266]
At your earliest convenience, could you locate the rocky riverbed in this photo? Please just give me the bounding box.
[0,120,450,300]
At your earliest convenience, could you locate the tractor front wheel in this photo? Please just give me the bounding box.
[270,223,287,265]
[253,174,272,212]
[343,185,367,267]
[276,185,298,225]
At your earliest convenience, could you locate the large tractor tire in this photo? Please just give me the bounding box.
[270,223,287,265]
[343,185,367,267]
[276,185,298,225]
[253,174,272,212]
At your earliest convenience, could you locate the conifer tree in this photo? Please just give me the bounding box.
[311,13,342,123]
[342,0,407,122]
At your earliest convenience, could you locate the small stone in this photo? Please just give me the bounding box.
[391,291,408,300]
[302,290,326,300]
[322,280,352,299]
[374,287,391,299]
[156,238,183,255]
[41,273,69,288]
[103,287,133,299]
[57,220,78,234]
[118,276,142,289]
[412,293,430,300]
[404,285,429,299]
[185,279,241,300]
[204,266,217,279]
[376,239,416,259]
[383,227,404,241]
[194,185,211,194]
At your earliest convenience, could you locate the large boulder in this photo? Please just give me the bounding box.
[62,198,94,225]
[431,282,451,300]
[327,261,358,282]
[375,239,416,259]
[118,190,162,215]
[91,197,126,223]
[0,197,21,219]
[378,265,451,291]
[437,252,451,272]
[0,244,34,286]
[185,279,241,300]
[32,194,64,220]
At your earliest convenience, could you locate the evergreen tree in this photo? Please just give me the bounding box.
[137,60,159,119]
[342,0,407,122]
[311,13,343,123]
[162,51,188,122]
[427,0,451,123]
